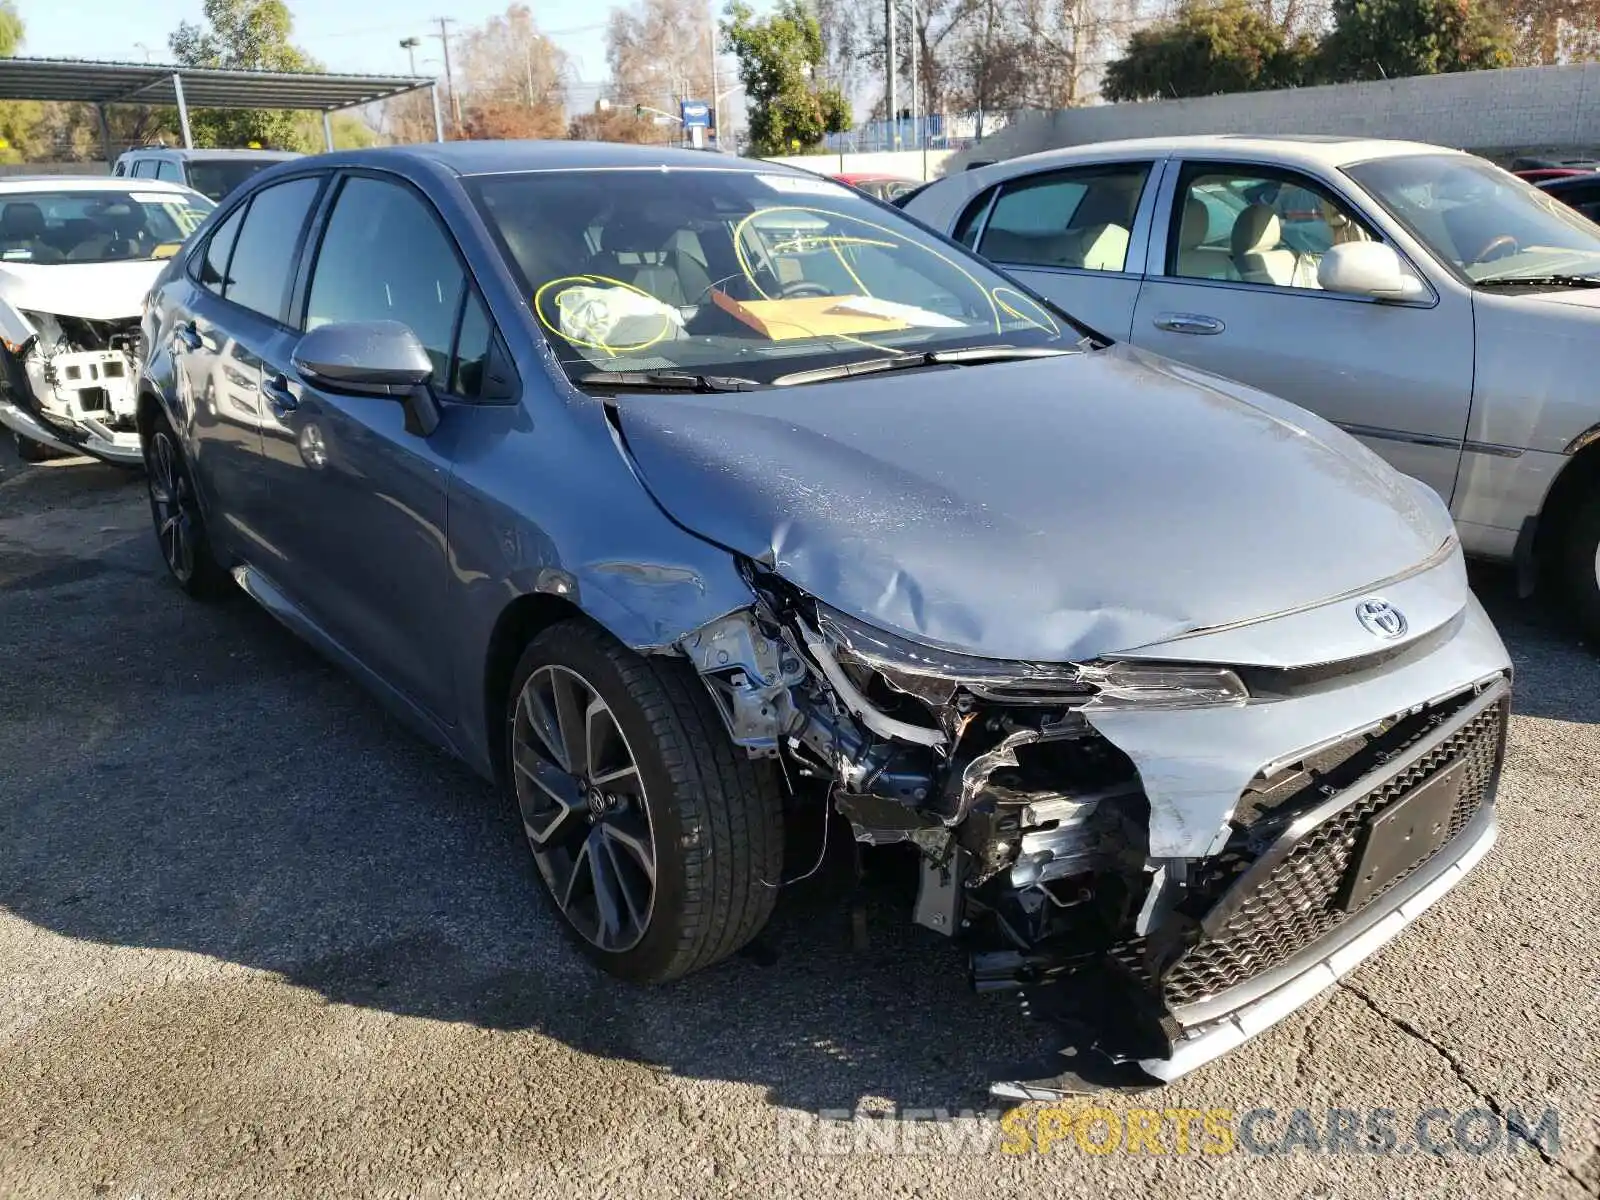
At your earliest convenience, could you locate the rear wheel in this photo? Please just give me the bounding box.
[142,411,230,599]
[506,620,784,982]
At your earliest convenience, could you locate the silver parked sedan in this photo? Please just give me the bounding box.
[905,135,1600,640]
[137,141,1510,1098]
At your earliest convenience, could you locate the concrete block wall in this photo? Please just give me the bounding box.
[762,149,955,181]
[941,63,1600,171]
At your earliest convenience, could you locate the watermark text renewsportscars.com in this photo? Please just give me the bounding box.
[776,1105,1562,1158]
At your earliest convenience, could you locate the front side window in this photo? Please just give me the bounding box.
[1168,165,1381,290]
[0,188,213,265]
[305,176,467,386]
[156,160,184,183]
[1346,153,1600,283]
[469,168,1073,387]
[977,164,1151,272]
[222,176,321,321]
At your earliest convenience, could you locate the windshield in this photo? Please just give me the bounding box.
[1345,154,1600,283]
[0,189,213,265]
[467,168,1076,386]
[187,159,279,202]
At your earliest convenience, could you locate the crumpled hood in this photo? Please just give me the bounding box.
[0,260,162,323]
[613,344,1453,662]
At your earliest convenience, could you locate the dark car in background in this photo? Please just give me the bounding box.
[135,141,1509,1098]
[1537,170,1600,223]
[113,147,302,202]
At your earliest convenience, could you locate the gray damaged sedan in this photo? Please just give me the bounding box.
[137,142,1512,1097]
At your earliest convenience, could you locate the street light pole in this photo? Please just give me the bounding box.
[431,17,460,133]
[885,0,897,150]
[399,36,420,76]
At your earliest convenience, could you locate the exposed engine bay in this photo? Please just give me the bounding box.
[0,313,143,463]
[678,565,1510,1096]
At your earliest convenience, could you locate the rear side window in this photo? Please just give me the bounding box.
[304,176,465,386]
[198,204,244,294]
[952,190,993,247]
[131,160,155,178]
[156,160,184,183]
[977,163,1151,273]
[223,176,321,321]
[112,161,127,176]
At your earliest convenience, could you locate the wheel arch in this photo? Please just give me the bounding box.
[480,590,593,788]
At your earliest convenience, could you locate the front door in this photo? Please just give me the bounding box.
[250,173,489,722]
[1129,160,1474,504]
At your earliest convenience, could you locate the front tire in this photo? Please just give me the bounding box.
[142,410,230,599]
[506,620,784,983]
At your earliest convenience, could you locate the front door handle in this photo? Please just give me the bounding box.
[262,373,299,414]
[174,321,202,351]
[1153,312,1225,335]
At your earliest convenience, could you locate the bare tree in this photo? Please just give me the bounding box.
[454,4,569,139]
[607,0,717,111]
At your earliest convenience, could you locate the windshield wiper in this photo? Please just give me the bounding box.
[772,345,1071,387]
[575,370,766,393]
[1475,273,1600,289]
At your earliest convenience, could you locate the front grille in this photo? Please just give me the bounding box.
[1158,689,1507,1010]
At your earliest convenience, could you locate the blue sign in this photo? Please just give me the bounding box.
[680,100,711,129]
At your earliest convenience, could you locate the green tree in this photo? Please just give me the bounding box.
[168,0,322,150]
[1103,0,1315,101]
[721,0,850,156]
[1318,0,1513,81]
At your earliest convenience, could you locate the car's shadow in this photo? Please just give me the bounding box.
[1469,561,1600,724]
[0,522,1057,1113]
[1,495,1593,1114]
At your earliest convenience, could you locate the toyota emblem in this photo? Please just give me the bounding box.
[1355,598,1408,639]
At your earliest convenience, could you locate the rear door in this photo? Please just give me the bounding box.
[953,159,1163,340]
[1128,158,1474,503]
[172,175,326,554]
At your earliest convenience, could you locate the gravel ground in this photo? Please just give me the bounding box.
[1,441,1597,1199]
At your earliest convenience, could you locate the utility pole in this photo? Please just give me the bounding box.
[432,17,459,134]
[709,23,717,150]
[884,0,898,150]
[909,0,918,152]
[399,36,420,76]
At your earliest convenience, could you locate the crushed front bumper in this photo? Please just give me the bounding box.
[988,594,1511,1098]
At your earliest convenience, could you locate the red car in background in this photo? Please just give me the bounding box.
[831,172,922,202]
[1513,167,1596,184]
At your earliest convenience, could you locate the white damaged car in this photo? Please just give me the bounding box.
[0,177,212,465]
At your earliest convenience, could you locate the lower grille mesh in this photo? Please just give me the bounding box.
[1158,693,1507,1009]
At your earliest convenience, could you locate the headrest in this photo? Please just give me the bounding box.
[1232,204,1282,257]
[2,202,44,238]
[598,209,675,254]
[1179,196,1209,250]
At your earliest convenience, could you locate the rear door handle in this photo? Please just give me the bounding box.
[262,372,299,414]
[1153,312,1225,335]
[175,321,202,350]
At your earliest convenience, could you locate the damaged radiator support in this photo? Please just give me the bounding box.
[2,314,142,455]
[677,603,1162,1003]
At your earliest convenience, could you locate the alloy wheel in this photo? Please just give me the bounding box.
[147,430,196,583]
[511,664,657,952]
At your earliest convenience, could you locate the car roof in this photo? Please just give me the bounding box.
[119,147,300,162]
[987,134,1468,176]
[1537,173,1600,193]
[296,139,788,178]
[0,175,197,194]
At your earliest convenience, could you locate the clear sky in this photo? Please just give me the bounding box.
[19,1,652,111]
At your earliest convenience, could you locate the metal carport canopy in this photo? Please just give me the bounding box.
[0,56,442,153]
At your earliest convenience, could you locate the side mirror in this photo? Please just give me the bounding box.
[1317,242,1427,301]
[292,320,442,436]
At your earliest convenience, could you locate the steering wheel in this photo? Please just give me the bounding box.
[1473,234,1520,263]
[778,280,833,299]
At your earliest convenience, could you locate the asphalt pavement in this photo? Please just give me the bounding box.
[2,439,1598,1199]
